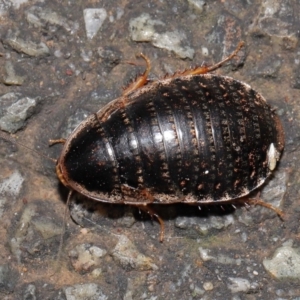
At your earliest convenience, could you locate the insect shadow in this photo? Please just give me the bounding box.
[64,190,238,241]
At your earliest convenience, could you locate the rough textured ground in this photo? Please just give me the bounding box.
[0,1,299,299]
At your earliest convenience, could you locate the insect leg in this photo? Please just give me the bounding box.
[185,41,245,75]
[235,193,284,220]
[136,204,165,242]
[49,138,66,145]
[122,53,151,96]
[121,185,165,242]
[164,41,245,79]
[51,190,73,276]
[245,197,284,220]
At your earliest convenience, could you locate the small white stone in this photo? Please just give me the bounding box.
[198,247,214,261]
[152,30,195,59]
[203,282,213,291]
[129,13,165,42]
[0,171,24,196]
[227,277,251,293]
[112,235,158,271]
[188,0,206,12]
[263,245,300,279]
[262,0,280,16]
[83,8,107,39]
[129,14,194,59]
[64,283,107,300]
[201,47,209,56]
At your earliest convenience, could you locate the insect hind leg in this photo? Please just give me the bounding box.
[165,41,245,79]
[136,204,165,243]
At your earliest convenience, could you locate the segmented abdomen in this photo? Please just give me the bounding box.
[62,74,284,203]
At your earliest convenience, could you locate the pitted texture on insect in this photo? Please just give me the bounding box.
[57,74,284,204]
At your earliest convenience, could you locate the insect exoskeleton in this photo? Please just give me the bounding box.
[53,42,284,241]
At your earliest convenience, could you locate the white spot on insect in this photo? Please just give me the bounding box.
[204,170,209,174]
[154,132,163,143]
[105,142,114,159]
[267,143,280,171]
[163,130,175,142]
[129,138,138,149]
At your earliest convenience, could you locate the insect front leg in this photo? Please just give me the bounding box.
[122,54,151,96]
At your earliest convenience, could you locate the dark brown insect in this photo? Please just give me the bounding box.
[52,42,284,241]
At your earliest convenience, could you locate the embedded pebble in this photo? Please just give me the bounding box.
[216,254,242,265]
[176,214,234,236]
[188,0,206,12]
[227,277,251,293]
[198,247,214,262]
[129,13,194,59]
[26,6,74,33]
[111,235,158,271]
[3,60,25,85]
[69,244,107,273]
[201,46,209,56]
[90,268,102,278]
[129,13,164,42]
[198,247,242,265]
[0,170,24,225]
[152,30,195,59]
[64,283,107,300]
[0,170,24,197]
[0,92,40,133]
[83,8,107,39]
[4,33,49,57]
[263,243,300,279]
[203,281,213,291]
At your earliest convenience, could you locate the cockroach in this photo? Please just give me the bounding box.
[1,42,284,242]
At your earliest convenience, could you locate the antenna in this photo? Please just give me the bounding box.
[0,130,57,164]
